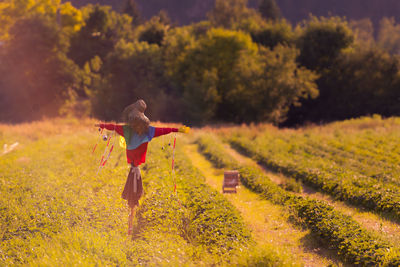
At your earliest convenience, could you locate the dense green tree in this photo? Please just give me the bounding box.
[3,0,400,126]
[285,17,354,125]
[318,48,400,119]
[286,47,400,124]
[168,28,318,124]
[250,19,294,48]
[162,27,196,91]
[91,40,169,120]
[297,16,354,71]
[177,28,259,122]
[0,15,79,121]
[0,0,83,40]
[122,0,141,26]
[258,0,281,21]
[68,5,132,67]
[207,0,259,29]
[252,45,318,122]
[137,11,171,46]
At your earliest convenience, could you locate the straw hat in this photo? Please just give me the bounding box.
[122,99,150,135]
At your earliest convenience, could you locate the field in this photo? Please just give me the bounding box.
[1,116,400,266]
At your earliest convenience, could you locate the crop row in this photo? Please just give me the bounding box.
[289,134,400,186]
[129,138,254,265]
[228,121,400,187]
[273,137,400,187]
[227,134,400,221]
[0,128,252,266]
[283,131,398,185]
[0,133,132,265]
[196,133,400,266]
[154,137,297,265]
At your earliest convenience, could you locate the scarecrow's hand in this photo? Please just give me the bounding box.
[94,124,100,127]
[178,126,190,134]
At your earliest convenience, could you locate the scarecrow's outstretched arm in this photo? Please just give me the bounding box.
[97,123,124,136]
[153,127,178,138]
[153,126,190,138]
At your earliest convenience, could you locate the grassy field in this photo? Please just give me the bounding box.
[1,116,400,266]
[0,118,288,265]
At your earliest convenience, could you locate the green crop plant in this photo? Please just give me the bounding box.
[129,137,254,265]
[1,119,281,266]
[215,117,400,223]
[196,133,400,266]
[1,119,250,265]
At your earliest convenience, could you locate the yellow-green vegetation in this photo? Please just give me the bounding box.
[0,118,132,265]
[0,118,288,265]
[3,116,400,265]
[185,143,337,266]
[128,136,253,265]
[222,116,400,221]
[195,130,400,266]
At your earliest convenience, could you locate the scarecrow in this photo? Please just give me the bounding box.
[95,99,189,235]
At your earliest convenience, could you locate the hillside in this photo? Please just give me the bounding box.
[69,0,400,27]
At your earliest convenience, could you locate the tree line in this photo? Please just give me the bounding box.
[69,0,400,30]
[1,0,400,125]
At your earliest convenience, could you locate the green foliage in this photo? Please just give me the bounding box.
[59,88,92,118]
[291,197,400,266]
[251,45,318,123]
[137,11,171,46]
[0,14,79,122]
[207,0,259,29]
[68,4,132,67]
[258,0,281,21]
[122,0,141,26]
[289,45,400,124]
[0,120,257,265]
[0,1,15,40]
[286,16,360,125]
[0,0,83,40]
[4,0,400,125]
[122,135,254,264]
[297,16,354,71]
[162,26,196,85]
[58,2,84,33]
[227,118,400,221]
[174,28,258,123]
[0,123,130,265]
[166,28,317,124]
[91,40,170,121]
[318,47,400,120]
[250,19,294,48]
[196,132,400,266]
[279,176,303,193]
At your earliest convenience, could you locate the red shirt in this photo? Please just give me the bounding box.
[99,123,178,166]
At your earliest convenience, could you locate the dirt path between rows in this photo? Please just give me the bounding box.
[185,143,344,267]
[222,143,400,246]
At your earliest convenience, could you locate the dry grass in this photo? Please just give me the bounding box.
[0,117,96,141]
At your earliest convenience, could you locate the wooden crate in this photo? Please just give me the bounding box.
[223,170,239,193]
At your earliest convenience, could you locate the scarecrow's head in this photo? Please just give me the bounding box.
[122,99,150,135]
